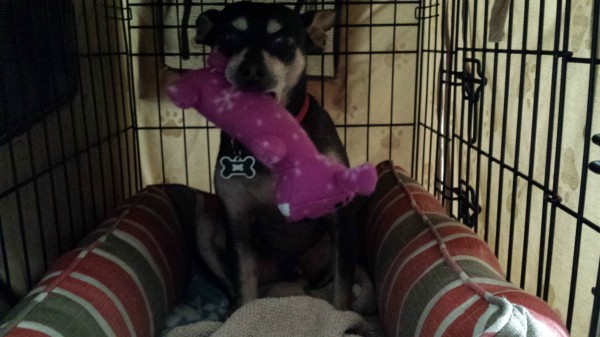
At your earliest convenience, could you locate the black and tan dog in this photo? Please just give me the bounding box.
[194,2,356,310]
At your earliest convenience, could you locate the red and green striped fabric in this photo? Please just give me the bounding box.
[366,161,568,337]
[0,186,189,337]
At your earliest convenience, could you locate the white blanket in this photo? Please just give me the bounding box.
[164,296,379,337]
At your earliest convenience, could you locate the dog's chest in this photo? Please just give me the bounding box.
[214,155,327,252]
[215,165,277,208]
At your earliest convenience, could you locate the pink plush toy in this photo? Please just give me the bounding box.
[167,51,377,221]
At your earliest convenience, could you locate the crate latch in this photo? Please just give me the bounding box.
[590,133,600,174]
[460,58,487,103]
[415,4,439,20]
[451,180,482,228]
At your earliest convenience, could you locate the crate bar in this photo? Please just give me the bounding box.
[38,0,75,251]
[483,34,500,244]
[427,1,440,193]
[63,0,103,231]
[493,0,515,262]
[474,0,490,238]
[449,0,461,219]
[137,122,415,130]
[21,0,60,270]
[423,47,566,57]
[92,0,120,212]
[0,127,133,201]
[129,23,418,29]
[387,1,399,159]
[569,57,600,65]
[520,0,547,291]
[537,0,564,299]
[343,2,350,147]
[460,0,472,229]
[0,214,11,291]
[110,0,137,197]
[590,257,600,337]
[130,50,419,57]
[431,0,441,197]
[322,0,328,112]
[66,3,97,242]
[26,0,57,267]
[544,0,572,318]
[365,0,374,162]
[200,1,214,193]
[420,120,600,235]
[465,0,476,229]
[318,0,326,144]
[200,1,215,192]
[506,0,531,283]
[101,0,128,203]
[411,0,424,178]
[6,141,34,289]
[164,0,190,186]
[0,70,33,290]
[435,0,449,207]
[444,0,457,211]
[146,1,167,185]
[176,1,190,185]
[417,0,432,187]
[70,52,129,57]
[122,0,143,194]
[469,0,482,234]
[5,0,56,285]
[81,0,109,221]
[54,0,83,250]
[567,0,599,331]
[126,0,422,7]
[420,0,433,189]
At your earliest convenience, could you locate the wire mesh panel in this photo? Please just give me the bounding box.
[0,0,598,335]
[412,0,600,335]
[127,0,417,193]
[0,0,136,306]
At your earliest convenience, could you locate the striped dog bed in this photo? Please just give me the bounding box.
[0,186,189,337]
[366,161,569,337]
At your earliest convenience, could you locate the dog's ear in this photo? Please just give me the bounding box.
[301,10,336,52]
[195,10,220,45]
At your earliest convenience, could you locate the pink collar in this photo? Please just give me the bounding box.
[295,94,310,123]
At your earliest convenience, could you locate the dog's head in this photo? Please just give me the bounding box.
[194,3,335,106]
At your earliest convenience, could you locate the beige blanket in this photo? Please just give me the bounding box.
[164,296,379,337]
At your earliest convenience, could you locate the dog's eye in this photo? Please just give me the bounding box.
[270,37,296,61]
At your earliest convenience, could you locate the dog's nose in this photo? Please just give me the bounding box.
[240,64,265,83]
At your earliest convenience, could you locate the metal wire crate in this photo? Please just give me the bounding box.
[0,0,598,335]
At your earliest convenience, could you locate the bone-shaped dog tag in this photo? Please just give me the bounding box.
[220,156,256,179]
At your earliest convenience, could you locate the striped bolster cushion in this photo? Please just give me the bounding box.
[0,186,188,337]
[366,161,568,337]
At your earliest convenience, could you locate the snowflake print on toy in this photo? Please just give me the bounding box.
[167,50,377,221]
[213,87,240,113]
